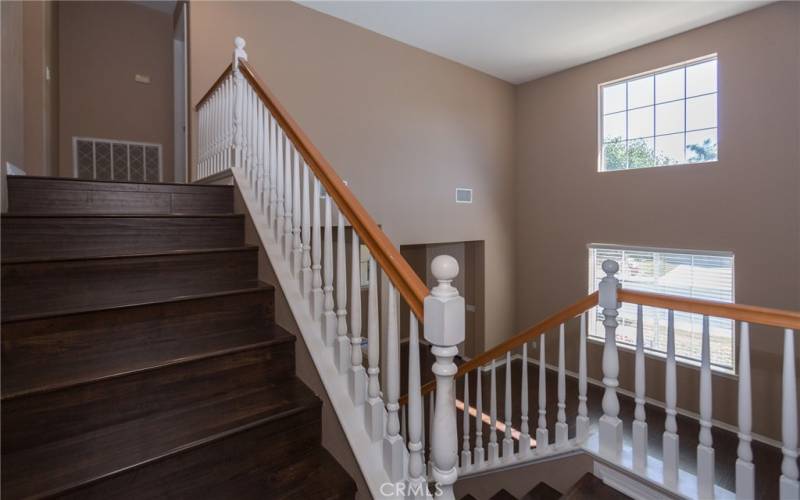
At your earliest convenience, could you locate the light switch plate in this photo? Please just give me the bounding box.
[135,74,151,84]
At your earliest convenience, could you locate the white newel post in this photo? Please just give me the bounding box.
[598,260,622,462]
[231,37,247,171]
[424,255,465,500]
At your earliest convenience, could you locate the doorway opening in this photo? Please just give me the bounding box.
[400,240,485,359]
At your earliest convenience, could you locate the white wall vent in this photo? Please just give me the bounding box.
[455,188,473,204]
[73,137,162,182]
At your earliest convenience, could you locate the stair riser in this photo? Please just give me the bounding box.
[1,215,245,260]
[2,288,275,396]
[1,249,259,321]
[2,341,296,453]
[7,176,234,215]
[56,406,322,499]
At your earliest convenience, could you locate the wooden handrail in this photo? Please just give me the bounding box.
[401,288,800,404]
[195,63,233,110]
[401,292,600,404]
[619,289,800,330]
[197,59,428,319]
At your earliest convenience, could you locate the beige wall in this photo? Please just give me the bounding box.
[2,0,25,172]
[514,2,800,441]
[59,1,174,180]
[189,1,517,353]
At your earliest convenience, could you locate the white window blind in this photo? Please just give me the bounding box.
[588,244,735,371]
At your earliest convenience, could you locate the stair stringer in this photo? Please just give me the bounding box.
[231,167,405,499]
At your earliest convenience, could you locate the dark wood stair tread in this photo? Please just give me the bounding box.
[2,321,293,399]
[7,175,234,215]
[562,473,631,500]
[490,489,518,500]
[2,248,259,322]
[2,214,245,260]
[521,482,562,500]
[1,379,320,499]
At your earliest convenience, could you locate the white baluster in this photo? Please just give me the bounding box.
[428,390,435,479]
[300,163,311,298]
[274,129,284,240]
[780,328,799,500]
[736,322,754,500]
[311,178,323,319]
[334,209,349,373]
[474,368,485,469]
[598,260,622,461]
[232,38,245,171]
[697,315,715,499]
[402,404,408,444]
[259,108,269,213]
[407,313,426,499]
[256,103,266,207]
[663,309,679,490]
[556,323,567,447]
[348,232,366,405]
[519,342,532,458]
[268,116,277,224]
[365,257,383,441]
[383,284,403,480]
[424,255,464,500]
[633,304,648,473]
[462,372,471,472]
[489,359,499,465]
[291,151,301,275]
[503,351,515,461]
[322,194,336,345]
[283,140,293,257]
[577,312,589,442]
[537,334,548,453]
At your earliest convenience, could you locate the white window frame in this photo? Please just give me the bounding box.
[597,54,719,172]
[587,243,736,375]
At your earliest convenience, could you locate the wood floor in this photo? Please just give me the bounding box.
[1,176,355,499]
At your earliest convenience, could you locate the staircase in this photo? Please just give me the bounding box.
[0,176,356,499]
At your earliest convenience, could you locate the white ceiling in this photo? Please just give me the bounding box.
[300,1,767,84]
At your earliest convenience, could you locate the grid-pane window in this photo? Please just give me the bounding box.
[599,56,718,171]
[588,244,735,371]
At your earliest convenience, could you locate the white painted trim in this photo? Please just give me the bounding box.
[232,167,400,499]
[587,242,733,258]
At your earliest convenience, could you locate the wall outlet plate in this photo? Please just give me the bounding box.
[135,74,151,84]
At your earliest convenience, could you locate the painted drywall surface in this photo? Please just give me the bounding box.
[513,2,800,441]
[189,1,516,354]
[235,190,370,500]
[58,1,174,180]
[2,1,25,172]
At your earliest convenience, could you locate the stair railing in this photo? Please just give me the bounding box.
[195,37,466,499]
[402,259,800,500]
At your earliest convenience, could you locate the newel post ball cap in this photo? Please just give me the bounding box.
[602,259,619,275]
[432,255,459,283]
[424,255,464,347]
[234,37,246,49]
